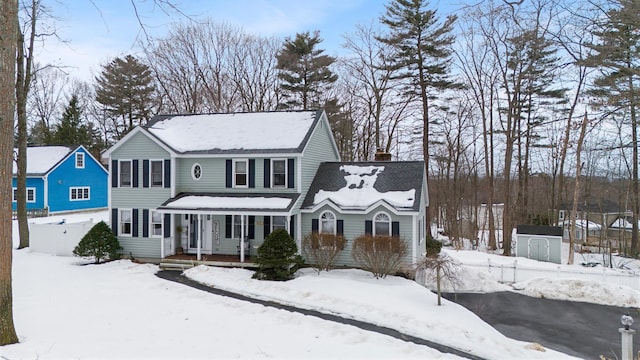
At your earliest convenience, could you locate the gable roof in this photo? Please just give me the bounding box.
[12,146,76,176]
[142,110,324,155]
[301,161,425,212]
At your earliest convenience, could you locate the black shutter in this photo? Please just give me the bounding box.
[111,208,118,235]
[365,220,373,235]
[163,214,171,238]
[248,216,255,239]
[112,160,118,187]
[289,215,295,239]
[132,209,139,237]
[264,216,271,237]
[337,220,344,236]
[132,160,139,188]
[226,160,232,188]
[287,158,295,188]
[164,159,171,188]
[312,218,319,233]
[249,159,255,188]
[264,159,271,188]
[143,209,149,237]
[392,221,400,237]
[225,215,232,238]
[142,160,149,188]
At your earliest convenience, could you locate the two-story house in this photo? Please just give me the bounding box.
[12,145,108,215]
[103,110,428,268]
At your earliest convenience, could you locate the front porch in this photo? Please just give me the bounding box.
[160,254,258,271]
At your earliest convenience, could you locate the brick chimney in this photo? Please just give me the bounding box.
[374,148,391,161]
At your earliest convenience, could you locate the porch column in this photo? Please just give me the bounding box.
[160,227,165,259]
[197,214,202,261]
[240,215,245,263]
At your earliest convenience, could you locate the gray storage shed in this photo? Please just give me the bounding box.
[515,225,563,264]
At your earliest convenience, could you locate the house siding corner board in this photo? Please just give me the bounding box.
[301,205,415,268]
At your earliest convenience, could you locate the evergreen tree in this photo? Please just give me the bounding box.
[276,31,338,109]
[73,221,121,264]
[377,0,458,236]
[95,55,156,139]
[584,0,640,253]
[51,95,94,147]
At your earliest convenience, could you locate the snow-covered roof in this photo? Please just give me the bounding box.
[145,110,322,154]
[610,218,637,229]
[302,162,424,212]
[561,220,602,230]
[12,146,73,175]
[158,193,299,214]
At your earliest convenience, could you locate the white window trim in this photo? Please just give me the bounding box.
[271,159,287,188]
[150,210,163,238]
[69,186,90,201]
[232,215,249,239]
[119,159,133,188]
[119,209,133,237]
[75,152,85,169]
[233,159,249,188]
[149,159,164,187]
[320,210,336,235]
[191,163,202,181]
[373,211,391,236]
[271,216,287,232]
[13,187,37,203]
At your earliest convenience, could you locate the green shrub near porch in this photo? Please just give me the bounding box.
[253,229,304,281]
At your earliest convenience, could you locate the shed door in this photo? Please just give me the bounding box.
[528,237,550,261]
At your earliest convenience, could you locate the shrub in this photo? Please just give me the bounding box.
[73,221,122,264]
[302,232,346,273]
[351,234,408,278]
[252,229,304,281]
[426,235,442,258]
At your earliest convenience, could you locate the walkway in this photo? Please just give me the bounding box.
[156,270,486,360]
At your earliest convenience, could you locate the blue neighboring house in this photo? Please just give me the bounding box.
[12,145,108,214]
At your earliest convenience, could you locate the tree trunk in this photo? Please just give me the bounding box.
[0,0,19,346]
[568,112,589,265]
[436,266,442,306]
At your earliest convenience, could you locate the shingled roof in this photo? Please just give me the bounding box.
[143,110,323,155]
[301,161,425,212]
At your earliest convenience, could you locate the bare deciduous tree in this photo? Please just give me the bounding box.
[416,253,462,306]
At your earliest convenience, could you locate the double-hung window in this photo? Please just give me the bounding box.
[12,188,36,202]
[232,215,249,239]
[151,211,163,237]
[233,159,248,188]
[75,152,85,168]
[120,209,132,236]
[272,216,287,232]
[12,188,17,202]
[119,160,132,187]
[150,160,164,187]
[272,159,287,187]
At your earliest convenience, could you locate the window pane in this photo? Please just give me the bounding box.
[375,222,390,236]
[71,189,77,199]
[151,161,163,186]
[27,189,35,202]
[120,161,131,186]
[273,160,286,186]
[320,221,334,234]
[235,160,247,186]
[83,188,89,199]
[236,161,246,173]
[273,216,286,230]
[76,153,84,168]
[193,164,202,180]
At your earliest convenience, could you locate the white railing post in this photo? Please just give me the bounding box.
[513,260,518,283]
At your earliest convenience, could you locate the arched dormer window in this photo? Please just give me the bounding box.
[320,211,336,234]
[374,212,391,236]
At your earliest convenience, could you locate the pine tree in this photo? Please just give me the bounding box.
[51,95,94,147]
[276,31,338,109]
[73,221,121,264]
[377,0,458,237]
[584,0,640,254]
[95,55,156,139]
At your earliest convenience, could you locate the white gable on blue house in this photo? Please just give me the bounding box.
[12,145,108,214]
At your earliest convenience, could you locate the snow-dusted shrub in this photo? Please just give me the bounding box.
[302,232,346,273]
[72,221,121,264]
[351,234,407,279]
[253,229,304,281]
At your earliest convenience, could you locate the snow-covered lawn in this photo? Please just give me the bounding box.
[6,210,640,359]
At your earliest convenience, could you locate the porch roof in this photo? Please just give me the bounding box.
[156,192,300,215]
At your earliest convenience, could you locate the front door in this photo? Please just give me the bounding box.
[188,215,213,255]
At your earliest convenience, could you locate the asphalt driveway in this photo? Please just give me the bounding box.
[443,292,640,360]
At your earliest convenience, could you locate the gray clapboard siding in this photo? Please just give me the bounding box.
[301,204,416,268]
[118,236,161,259]
[110,131,170,159]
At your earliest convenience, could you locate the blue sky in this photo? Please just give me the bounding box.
[37,0,462,81]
